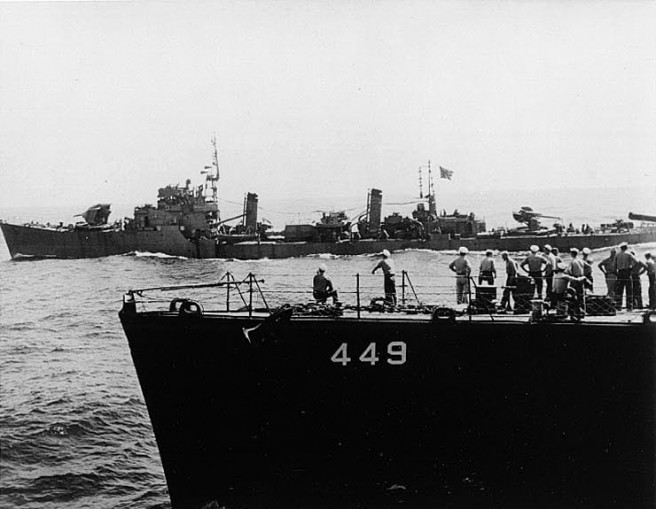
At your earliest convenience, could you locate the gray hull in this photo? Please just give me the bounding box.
[2,221,656,259]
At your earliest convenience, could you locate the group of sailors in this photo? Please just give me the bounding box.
[311,243,656,314]
[448,242,655,313]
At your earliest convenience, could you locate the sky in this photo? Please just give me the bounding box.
[0,1,654,212]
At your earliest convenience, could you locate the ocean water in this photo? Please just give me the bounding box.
[1,187,655,509]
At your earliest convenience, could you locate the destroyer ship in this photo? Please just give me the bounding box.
[0,137,268,259]
[2,151,656,259]
[119,272,656,509]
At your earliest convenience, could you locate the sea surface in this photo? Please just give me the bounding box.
[1,187,655,509]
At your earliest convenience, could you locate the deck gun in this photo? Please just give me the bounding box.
[512,206,562,231]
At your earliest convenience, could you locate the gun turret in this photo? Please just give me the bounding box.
[512,206,561,225]
[75,204,111,226]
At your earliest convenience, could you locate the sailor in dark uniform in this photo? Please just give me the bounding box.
[614,242,636,310]
[313,264,339,304]
[500,251,517,311]
[646,252,656,310]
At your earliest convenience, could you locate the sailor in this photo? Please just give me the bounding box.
[520,245,547,299]
[449,247,472,304]
[630,251,647,309]
[313,264,339,304]
[613,242,636,310]
[543,244,557,299]
[478,249,496,285]
[581,247,593,291]
[500,251,517,312]
[597,249,617,299]
[645,253,655,310]
[551,247,563,265]
[351,222,361,241]
[552,261,587,319]
[566,248,586,318]
[372,249,397,305]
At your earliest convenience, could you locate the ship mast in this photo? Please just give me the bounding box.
[207,134,220,203]
[418,160,437,217]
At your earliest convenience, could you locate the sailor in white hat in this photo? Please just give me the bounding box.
[313,263,339,304]
[520,245,548,299]
[542,244,557,299]
[449,247,472,304]
[372,249,396,305]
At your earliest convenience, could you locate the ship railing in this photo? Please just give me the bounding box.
[124,271,507,320]
[124,270,647,320]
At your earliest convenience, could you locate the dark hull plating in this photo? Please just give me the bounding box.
[0,223,218,259]
[3,221,656,259]
[120,310,656,509]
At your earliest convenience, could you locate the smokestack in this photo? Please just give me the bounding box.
[367,189,382,233]
[244,193,258,230]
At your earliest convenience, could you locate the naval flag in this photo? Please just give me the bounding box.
[439,166,454,180]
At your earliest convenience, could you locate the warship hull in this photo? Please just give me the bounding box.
[120,305,656,509]
[0,222,219,259]
[3,221,656,259]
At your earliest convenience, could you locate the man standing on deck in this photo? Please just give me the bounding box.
[449,247,472,304]
[313,264,339,304]
[614,242,636,310]
[372,249,396,305]
[551,247,563,266]
[478,249,496,285]
[581,247,593,292]
[543,244,556,300]
[598,249,617,299]
[566,248,586,318]
[500,251,517,312]
[630,251,647,309]
[552,261,587,320]
[645,253,655,310]
[520,245,547,298]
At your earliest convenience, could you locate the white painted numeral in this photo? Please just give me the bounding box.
[331,343,351,366]
[387,341,407,365]
[358,342,380,365]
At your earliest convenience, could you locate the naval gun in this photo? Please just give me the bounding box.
[75,204,112,228]
[629,212,656,223]
[511,206,562,233]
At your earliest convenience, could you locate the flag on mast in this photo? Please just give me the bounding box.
[439,166,454,180]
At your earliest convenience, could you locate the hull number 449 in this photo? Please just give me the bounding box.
[330,342,407,366]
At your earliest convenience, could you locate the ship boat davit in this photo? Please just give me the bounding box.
[119,272,656,509]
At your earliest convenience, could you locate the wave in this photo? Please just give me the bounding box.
[124,251,188,260]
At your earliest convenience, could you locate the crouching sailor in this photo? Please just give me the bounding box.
[313,264,339,304]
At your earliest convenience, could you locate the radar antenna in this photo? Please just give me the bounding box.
[203,134,220,203]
